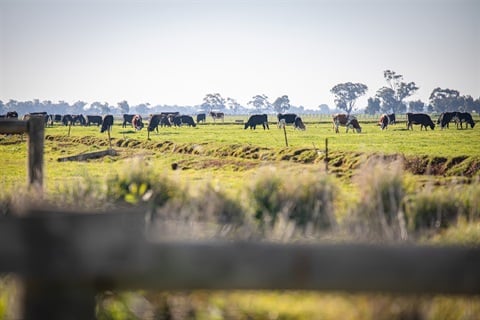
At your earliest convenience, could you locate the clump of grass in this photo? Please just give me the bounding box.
[106,158,179,207]
[51,172,110,211]
[345,158,407,242]
[246,166,337,238]
[405,186,464,236]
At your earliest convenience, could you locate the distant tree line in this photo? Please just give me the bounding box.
[332,70,480,115]
[1,71,479,116]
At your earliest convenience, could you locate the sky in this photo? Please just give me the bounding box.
[1,0,479,110]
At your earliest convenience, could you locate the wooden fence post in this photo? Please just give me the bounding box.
[324,138,329,172]
[27,117,44,190]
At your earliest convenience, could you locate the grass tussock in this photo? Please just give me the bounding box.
[345,157,407,242]
[246,166,337,239]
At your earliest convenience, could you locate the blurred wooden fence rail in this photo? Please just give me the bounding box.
[0,117,44,189]
[1,209,480,319]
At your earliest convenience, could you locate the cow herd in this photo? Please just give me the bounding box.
[1,111,476,138]
[331,111,476,134]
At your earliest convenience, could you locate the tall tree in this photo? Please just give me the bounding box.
[203,93,226,112]
[377,70,418,113]
[429,88,462,113]
[330,82,368,114]
[117,100,130,114]
[248,94,271,113]
[272,95,290,113]
[226,97,241,114]
[364,97,381,115]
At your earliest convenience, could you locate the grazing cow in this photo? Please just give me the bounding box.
[61,114,73,126]
[147,114,174,139]
[210,111,224,122]
[100,115,114,133]
[332,114,361,133]
[294,116,306,130]
[53,114,62,122]
[48,114,62,125]
[456,112,475,129]
[23,112,49,125]
[86,115,103,126]
[1,111,19,119]
[437,112,459,129]
[245,114,269,130]
[122,114,135,128]
[7,111,18,119]
[407,113,435,130]
[277,113,298,127]
[132,114,144,130]
[378,113,396,130]
[147,114,162,134]
[172,115,196,127]
[196,113,206,123]
[72,114,86,126]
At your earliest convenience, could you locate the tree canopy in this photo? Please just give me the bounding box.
[272,95,291,113]
[330,82,368,114]
[376,70,417,113]
[248,94,271,113]
[202,93,226,112]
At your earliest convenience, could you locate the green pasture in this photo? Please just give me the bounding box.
[1,116,479,196]
[45,114,480,157]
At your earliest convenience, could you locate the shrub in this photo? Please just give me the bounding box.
[247,167,337,236]
[106,159,179,207]
[345,158,407,242]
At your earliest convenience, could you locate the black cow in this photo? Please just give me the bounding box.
[456,112,475,129]
[7,111,18,119]
[148,114,172,133]
[100,115,114,133]
[86,115,103,126]
[210,111,224,122]
[1,111,19,119]
[294,116,306,130]
[122,114,135,128]
[407,113,435,130]
[277,113,297,127]
[61,114,73,126]
[49,114,62,125]
[378,113,396,130]
[437,112,459,129]
[147,114,161,134]
[245,114,269,130]
[172,115,196,127]
[23,112,50,125]
[147,114,173,139]
[72,114,86,126]
[196,113,206,123]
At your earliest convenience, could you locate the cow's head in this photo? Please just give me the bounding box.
[349,119,362,133]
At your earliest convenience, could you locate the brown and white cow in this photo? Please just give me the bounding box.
[332,114,361,133]
[132,114,144,131]
[378,113,396,130]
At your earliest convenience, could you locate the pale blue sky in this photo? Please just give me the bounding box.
[1,0,479,110]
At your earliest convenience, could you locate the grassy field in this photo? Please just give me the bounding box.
[2,115,479,194]
[1,115,480,319]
